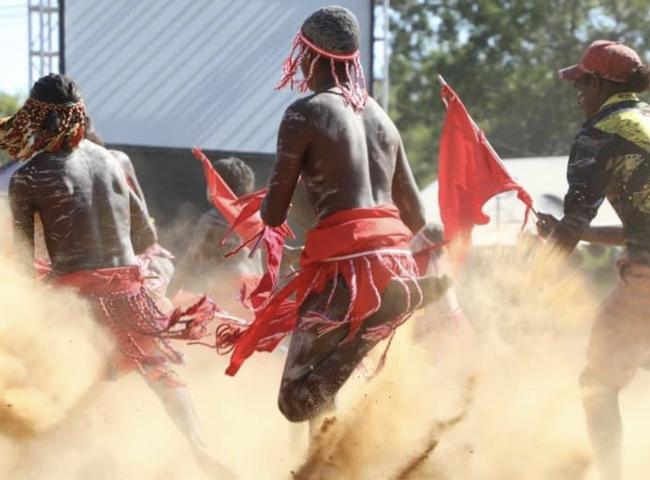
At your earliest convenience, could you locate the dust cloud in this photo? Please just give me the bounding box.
[2,202,650,480]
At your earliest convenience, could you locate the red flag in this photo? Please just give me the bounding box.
[192,148,295,310]
[437,84,533,254]
[192,148,261,241]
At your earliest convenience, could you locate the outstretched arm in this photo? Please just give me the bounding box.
[261,103,313,227]
[537,213,624,246]
[392,138,427,234]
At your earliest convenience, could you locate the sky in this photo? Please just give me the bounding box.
[0,0,29,96]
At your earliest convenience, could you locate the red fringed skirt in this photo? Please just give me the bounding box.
[52,265,217,386]
[222,205,422,375]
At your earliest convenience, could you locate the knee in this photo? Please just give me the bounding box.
[278,384,316,423]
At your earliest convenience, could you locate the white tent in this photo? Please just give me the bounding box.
[420,156,620,245]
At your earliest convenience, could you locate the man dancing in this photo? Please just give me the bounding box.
[221,6,449,423]
[2,74,235,479]
[84,117,175,299]
[537,41,650,480]
[171,156,261,308]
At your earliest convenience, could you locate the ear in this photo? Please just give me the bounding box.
[590,74,604,92]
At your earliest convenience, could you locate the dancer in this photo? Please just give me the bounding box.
[220,6,450,423]
[3,74,235,479]
[537,40,650,480]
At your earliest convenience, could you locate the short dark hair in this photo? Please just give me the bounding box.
[84,115,104,146]
[600,65,650,94]
[301,6,360,54]
[29,74,82,104]
[624,65,650,93]
[213,157,255,197]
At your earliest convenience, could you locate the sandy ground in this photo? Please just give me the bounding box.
[1,210,650,479]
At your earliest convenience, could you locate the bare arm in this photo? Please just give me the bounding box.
[9,172,36,270]
[261,103,313,227]
[580,226,624,246]
[129,187,157,254]
[537,213,624,246]
[112,150,148,208]
[392,139,426,233]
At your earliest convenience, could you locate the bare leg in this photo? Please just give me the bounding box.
[580,368,622,480]
[146,369,237,479]
[278,273,448,423]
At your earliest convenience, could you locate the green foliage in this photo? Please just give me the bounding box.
[0,92,22,166]
[389,0,650,186]
[0,93,21,117]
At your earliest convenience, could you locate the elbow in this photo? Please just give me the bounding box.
[410,213,426,234]
[394,197,426,234]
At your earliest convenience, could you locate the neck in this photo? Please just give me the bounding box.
[309,61,351,92]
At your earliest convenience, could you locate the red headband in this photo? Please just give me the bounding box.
[276,31,368,111]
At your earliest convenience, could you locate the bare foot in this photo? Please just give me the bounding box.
[420,274,452,306]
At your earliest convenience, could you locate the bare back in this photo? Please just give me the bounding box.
[261,89,425,232]
[9,140,154,273]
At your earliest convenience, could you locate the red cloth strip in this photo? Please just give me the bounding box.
[221,204,417,376]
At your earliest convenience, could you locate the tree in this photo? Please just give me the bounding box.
[0,93,20,117]
[389,0,650,186]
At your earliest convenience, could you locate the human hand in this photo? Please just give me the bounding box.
[422,223,444,244]
[536,212,560,238]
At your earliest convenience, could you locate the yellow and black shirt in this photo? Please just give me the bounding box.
[554,92,650,262]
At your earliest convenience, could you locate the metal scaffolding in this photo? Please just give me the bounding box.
[373,0,391,110]
[28,0,61,88]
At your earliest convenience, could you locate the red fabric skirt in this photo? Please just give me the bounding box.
[223,205,421,375]
[52,265,217,386]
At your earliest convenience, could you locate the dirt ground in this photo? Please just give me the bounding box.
[1,207,649,480]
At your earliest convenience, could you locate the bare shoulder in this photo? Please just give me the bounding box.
[362,97,397,127]
[361,97,400,144]
[8,160,34,193]
[79,140,123,173]
[109,149,135,173]
[278,97,320,140]
[10,151,58,186]
[283,96,318,124]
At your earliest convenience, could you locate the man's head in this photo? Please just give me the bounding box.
[301,6,360,59]
[0,74,86,160]
[212,157,255,198]
[30,73,82,104]
[559,40,649,119]
[276,5,368,111]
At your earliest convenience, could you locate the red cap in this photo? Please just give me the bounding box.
[558,40,643,83]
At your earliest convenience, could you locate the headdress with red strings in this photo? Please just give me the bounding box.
[276,6,368,111]
[0,97,86,161]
